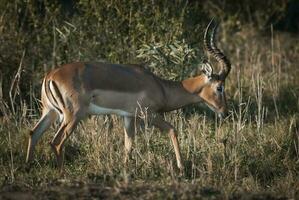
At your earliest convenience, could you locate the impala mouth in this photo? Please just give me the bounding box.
[218,112,226,120]
[204,102,226,119]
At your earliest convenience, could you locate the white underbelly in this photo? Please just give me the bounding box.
[88,103,133,117]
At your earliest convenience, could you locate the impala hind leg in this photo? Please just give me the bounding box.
[26,109,57,164]
[151,115,183,172]
[124,116,135,164]
[50,113,81,171]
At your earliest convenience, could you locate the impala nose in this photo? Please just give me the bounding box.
[218,111,228,120]
[218,113,224,119]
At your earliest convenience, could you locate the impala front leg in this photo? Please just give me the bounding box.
[151,115,184,172]
[124,116,135,164]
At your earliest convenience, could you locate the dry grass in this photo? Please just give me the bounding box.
[0,26,299,199]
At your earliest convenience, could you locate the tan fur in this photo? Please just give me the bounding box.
[182,75,208,93]
[26,62,229,173]
[183,75,227,115]
[199,80,227,113]
[26,22,231,173]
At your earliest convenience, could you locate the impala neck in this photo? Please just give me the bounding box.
[159,75,206,112]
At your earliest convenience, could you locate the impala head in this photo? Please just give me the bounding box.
[197,20,231,119]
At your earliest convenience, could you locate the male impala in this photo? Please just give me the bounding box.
[26,20,231,172]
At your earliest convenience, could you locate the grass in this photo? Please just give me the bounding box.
[1,24,299,199]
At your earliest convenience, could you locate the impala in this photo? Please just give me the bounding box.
[26,20,231,172]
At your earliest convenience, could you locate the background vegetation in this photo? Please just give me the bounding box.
[0,0,299,199]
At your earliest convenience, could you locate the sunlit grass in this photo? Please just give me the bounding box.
[0,4,298,198]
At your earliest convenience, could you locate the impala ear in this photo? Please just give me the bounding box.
[201,62,213,78]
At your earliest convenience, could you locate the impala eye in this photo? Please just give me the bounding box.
[217,85,223,93]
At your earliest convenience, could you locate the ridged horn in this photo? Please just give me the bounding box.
[204,20,231,80]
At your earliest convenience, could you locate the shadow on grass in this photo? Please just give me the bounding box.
[0,180,288,200]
